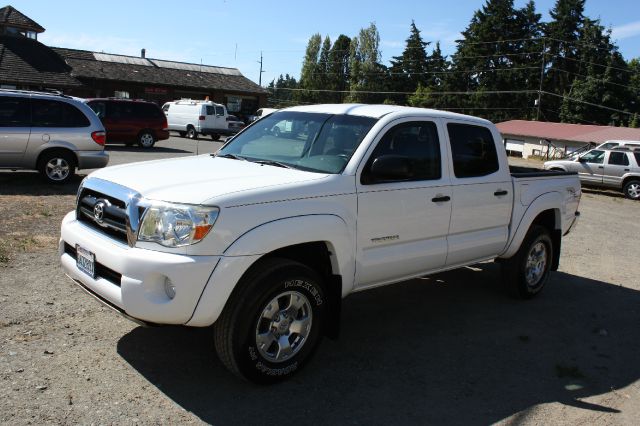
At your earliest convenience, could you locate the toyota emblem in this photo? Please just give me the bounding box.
[93,199,111,224]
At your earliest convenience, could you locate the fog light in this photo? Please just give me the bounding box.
[164,278,176,300]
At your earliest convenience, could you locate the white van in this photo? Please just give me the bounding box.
[162,100,232,140]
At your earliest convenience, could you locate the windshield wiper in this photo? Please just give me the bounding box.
[214,153,246,161]
[252,159,296,169]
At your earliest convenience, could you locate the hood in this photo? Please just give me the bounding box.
[88,155,329,204]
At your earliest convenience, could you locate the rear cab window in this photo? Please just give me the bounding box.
[447,123,499,178]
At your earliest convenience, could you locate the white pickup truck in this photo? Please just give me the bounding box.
[59,104,581,383]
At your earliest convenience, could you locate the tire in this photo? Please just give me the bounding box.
[623,180,640,200]
[178,131,186,138]
[214,258,326,384]
[211,133,220,141]
[502,225,553,299]
[186,127,198,140]
[138,131,156,148]
[38,150,76,184]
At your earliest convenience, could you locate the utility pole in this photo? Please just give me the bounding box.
[536,39,546,121]
[257,51,265,86]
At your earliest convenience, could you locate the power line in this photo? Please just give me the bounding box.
[544,52,634,74]
[542,108,603,125]
[541,91,634,116]
[547,67,639,92]
[269,87,538,96]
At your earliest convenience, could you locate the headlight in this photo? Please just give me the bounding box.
[138,202,219,247]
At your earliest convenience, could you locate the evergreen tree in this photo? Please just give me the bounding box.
[268,74,298,108]
[445,0,542,121]
[389,21,430,104]
[328,35,351,103]
[298,34,322,104]
[543,0,586,120]
[317,36,332,103]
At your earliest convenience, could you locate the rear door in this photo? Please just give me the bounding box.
[0,96,31,166]
[355,118,452,288]
[104,102,136,142]
[603,151,631,188]
[214,105,227,130]
[444,122,513,266]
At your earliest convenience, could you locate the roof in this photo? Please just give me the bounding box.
[0,35,81,87]
[286,103,491,122]
[52,48,268,95]
[0,6,44,33]
[497,120,640,144]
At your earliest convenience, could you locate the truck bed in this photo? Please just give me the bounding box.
[510,165,577,178]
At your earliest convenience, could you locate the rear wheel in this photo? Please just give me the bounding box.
[186,126,197,139]
[502,225,553,299]
[38,150,75,184]
[214,258,326,384]
[137,131,156,148]
[623,180,640,200]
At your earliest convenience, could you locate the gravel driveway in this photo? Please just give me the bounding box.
[1,138,639,425]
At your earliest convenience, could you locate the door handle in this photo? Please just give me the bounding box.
[625,169,630,171]
[494,190,508,196]
[598,166,604,169]
[431,195,451,203]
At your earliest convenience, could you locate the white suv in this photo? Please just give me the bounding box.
[0,89,109,183]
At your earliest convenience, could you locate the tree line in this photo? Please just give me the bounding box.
[267,0,640,127]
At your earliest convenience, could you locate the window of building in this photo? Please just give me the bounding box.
[447,123,499,178]
[114,91,130,99]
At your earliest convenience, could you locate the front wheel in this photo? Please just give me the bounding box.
[211,133,220,141]
[213,258,326,384]
[501,225,553,299]
[623,180,640,200]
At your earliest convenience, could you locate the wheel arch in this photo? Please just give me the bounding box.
[500,192,563,266]
[35,146,78,170]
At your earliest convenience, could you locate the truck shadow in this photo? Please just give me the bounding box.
[0,171,82,195]
[117,264,640,425]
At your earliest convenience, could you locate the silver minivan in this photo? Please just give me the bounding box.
[0,89,109,183]
[544,147,640,200]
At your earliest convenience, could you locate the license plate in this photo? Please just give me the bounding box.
[76,244,95,279]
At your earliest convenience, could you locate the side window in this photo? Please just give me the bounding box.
[205,105,215,115]
[447,123,499,178]
[162,104,170,113]
[580,150,605,164]
[31,99,90,127]
[362,121,441,184]
[608,151,629,166]
[215,106,225,116]
[634,153,640,166]
[0,96,30,127]
[87,101,106,119]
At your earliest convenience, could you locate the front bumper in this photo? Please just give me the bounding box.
[76,150,109,170]
[59,211,219,325]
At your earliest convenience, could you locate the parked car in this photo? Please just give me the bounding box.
[85,98,169,148]
[162,100,234,140]
[595,140,640,150]
[249,107,278,122]
[60,104,580,383]
[544,147,640,200]
[226,114,245,134]
[0,89,108,183]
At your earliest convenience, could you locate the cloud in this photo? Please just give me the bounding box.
[611,21,640,40]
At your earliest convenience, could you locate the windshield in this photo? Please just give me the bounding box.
[217,111,378,173]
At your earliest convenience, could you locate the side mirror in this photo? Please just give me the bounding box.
[368,155,413,182]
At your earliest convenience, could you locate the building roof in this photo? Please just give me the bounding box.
[52,48,268,95]
[0,35,81,87]
[0,6,44,33]
[496,120,640,144]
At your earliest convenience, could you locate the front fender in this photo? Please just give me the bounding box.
[500,191,562,259]
[186,214,355,327]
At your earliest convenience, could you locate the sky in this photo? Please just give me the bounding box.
[9,0,640,86]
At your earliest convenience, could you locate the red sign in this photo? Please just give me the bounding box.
[144,87,168,95]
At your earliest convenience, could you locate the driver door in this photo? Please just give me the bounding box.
[576,149,605,184]
[355,119,452,289]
